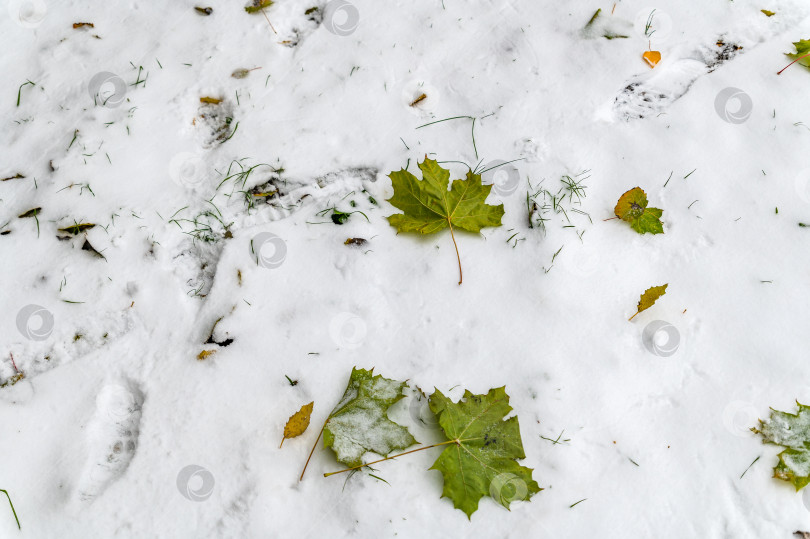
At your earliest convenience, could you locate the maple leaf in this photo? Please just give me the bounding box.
[752,402,810,490]
[386,157,504,284]
[428,387,541,518]
[323,368,416,468]
[281,401,314,448]
[785,39,810,70]
[629,284,668,321]
[614,187,664,234]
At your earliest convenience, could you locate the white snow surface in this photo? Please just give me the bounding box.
[3,0,810,537]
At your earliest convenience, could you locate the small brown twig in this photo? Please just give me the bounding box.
[300,421,327,481]
[261,9,277,34]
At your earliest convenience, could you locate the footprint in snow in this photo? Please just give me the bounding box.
[73,381,144,505]
[612,44,739,120]
[611,0,810,121]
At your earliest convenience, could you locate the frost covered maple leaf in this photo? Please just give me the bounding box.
[322,368,416,468]
[753,402,810,490]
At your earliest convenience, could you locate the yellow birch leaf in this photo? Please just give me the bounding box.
[643,50,662,68]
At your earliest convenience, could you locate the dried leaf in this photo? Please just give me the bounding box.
[197,350,216,361]
[18,208,41,218]
[245,0,273,13]
[344,237,367,246]
[72,22,94,28]
[81,239,106,260]
[194,6,213,15]
[200,96,223,104]
[281,402,314,447]
[630,284,668,320]
[0,372,25,388]
[761,9,775,16]
[643,50,662,68]
[58,223,96,235]
[614,187,664,235]
[409,93,427,107]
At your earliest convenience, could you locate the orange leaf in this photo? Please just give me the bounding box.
[642,50,661,68]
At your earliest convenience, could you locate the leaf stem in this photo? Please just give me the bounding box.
[777,52,810,75]
[628,311,639,321]
[261,8,277,34]
[448,220,462,285]
[299,420,327,481]
[1,490,20,530]
[323,440,457,477]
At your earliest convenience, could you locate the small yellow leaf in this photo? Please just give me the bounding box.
[197,349,216,360]
[409,93,427,107]
[643,50,662,68]
[281,401,314,448]
[761,9,775,17]
[200,97,222,104]
[630,284,668,321]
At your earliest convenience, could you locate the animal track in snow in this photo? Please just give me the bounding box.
[74,381,144,504]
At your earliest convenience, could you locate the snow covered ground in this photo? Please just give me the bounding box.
[2,0,810,537]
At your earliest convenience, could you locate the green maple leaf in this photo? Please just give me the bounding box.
[752,402,810,490]
[629,283,668,321]
[614,187,664,234]
[323,368,417,468]
[428,387,541,518]
[386,157,504,284]
[786,39,810,70]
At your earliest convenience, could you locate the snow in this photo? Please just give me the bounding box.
[2,0,810,537]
